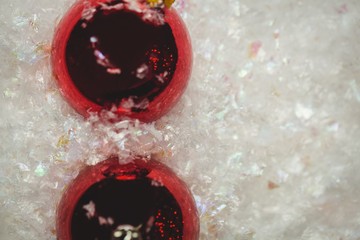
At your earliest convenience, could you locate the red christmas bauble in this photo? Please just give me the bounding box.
[56,157,199,240]
[52,0,192,122]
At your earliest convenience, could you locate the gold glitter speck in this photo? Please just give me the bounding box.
[57,135,70,148]
[146,0,175,8]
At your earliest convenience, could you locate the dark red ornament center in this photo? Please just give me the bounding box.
[66,4,178,111]
[71,176,183,240]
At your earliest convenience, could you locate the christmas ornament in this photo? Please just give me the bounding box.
[56,157,199,240]
[53,1,198,239]
[52,0,192,122]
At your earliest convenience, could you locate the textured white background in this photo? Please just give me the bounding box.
[1,0,360,239]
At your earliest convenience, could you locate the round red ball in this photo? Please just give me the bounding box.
[56,157,199,240]
[52,0,192,122]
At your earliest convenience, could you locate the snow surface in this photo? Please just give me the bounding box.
[1,0,360,239]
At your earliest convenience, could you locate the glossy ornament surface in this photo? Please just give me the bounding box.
[56,157,199,240]
[52,0,192,122]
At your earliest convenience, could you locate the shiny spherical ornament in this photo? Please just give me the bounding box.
[56,157,199,240]
[52,0,192,122]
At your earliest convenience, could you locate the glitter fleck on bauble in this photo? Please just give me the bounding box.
[56,158,199,240]
[52,0,192,122]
